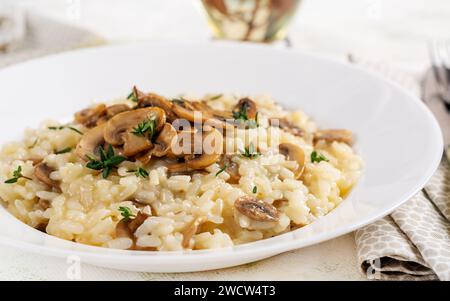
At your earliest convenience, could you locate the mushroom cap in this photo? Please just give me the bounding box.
[233,98,257,119]
[186,128,223,169]
[104,107,166,157]
[34,162,60,192]
[136,90,177,122]
[279,142,306,179]
[219,155,240,184]
[153,123,178,157]
[106,104,130,118]
[234,196,279,222]
[75,123,106,160]
[172,100,230,129]
[74,104,106,128]
[104,107,166,145]
[182,216,207,248]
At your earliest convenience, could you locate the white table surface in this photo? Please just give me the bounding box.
[1,0,448,281]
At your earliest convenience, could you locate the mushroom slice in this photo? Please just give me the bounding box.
[186,128,223,169]
[182,216,207,248]
[34,163,61,192]
[106,104,130,118]
[269,118,304,137]
[104,107,166,157]
[136,90,178,122]
[172,100,229,129]
[279,143,305,179]
[74,104,106,128]
[115,212,155,251]
[218,155,240,184]
[171,100,196,121]
[233,98,257,119]
[75,123,106,160]
[152,123,177,157]
[234,196,279,222]
[192,101,232,120]
[314,129,353,145]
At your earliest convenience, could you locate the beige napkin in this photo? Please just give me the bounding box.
[354,59,450,281]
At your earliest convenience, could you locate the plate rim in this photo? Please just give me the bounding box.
[0,41,443,266]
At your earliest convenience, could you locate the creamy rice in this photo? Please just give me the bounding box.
[0,94,362,251]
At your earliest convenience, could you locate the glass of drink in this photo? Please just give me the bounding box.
[201,0,302,43]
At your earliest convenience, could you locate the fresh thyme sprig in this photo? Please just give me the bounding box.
[55,147,72,155]
[127,88,138,103]
[86,145,126,179]
[48,125,83,135]
[233,103,258,128]
[241,143,260,159]
[4,166,32,184]
[131,118,156,139]
[128,167,149,178]
[209,94,223,101]
[118,206,136,221]
[215,164,228,177]
[311,151,329,163]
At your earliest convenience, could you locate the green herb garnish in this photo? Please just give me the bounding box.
[86,145,127,179]
[253,186,258,194]
[127,88,138,103]
[311,151,329,163]
[128,167,149,178]
[48,125,83,135]
[55,147,72,155]
[210,94,223,100]
[118,207,136,221]
[241,143,260,159]
[132,118,156,139]
[233,103,258,128]
[4,166,32,184]
[215,164,228,177]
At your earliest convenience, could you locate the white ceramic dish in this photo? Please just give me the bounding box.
[0,42,443,272]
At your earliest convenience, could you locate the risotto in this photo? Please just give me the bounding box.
[0,88,362,251]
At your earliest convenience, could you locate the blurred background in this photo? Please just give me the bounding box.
[2,0,450,66]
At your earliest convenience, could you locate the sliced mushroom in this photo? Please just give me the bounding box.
[269,118,304,137]
[136,89,178,122]
[182,216,207,248]
[152,123,177,157]
[234,196,279,222]
[75,123,106,160]
[314,129,353,145]
[37,198,51,210]
[218,155,240,184]
[104,107,166,157]
[115,211,155,251]
[192,101,232,120]
[279,143,306,179]
[106,104,130,118]
[34,163,61,192]
[172,100,229,129]
[233,98,257,119]
[74,104,106,128]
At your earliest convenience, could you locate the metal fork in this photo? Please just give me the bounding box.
[428,40,450,110]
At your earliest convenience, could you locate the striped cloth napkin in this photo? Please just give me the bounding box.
[353,58,450,281]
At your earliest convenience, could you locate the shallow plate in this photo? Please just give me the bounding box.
[0,42,443,272]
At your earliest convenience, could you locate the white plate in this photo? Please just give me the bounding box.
[0,42,443,272]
